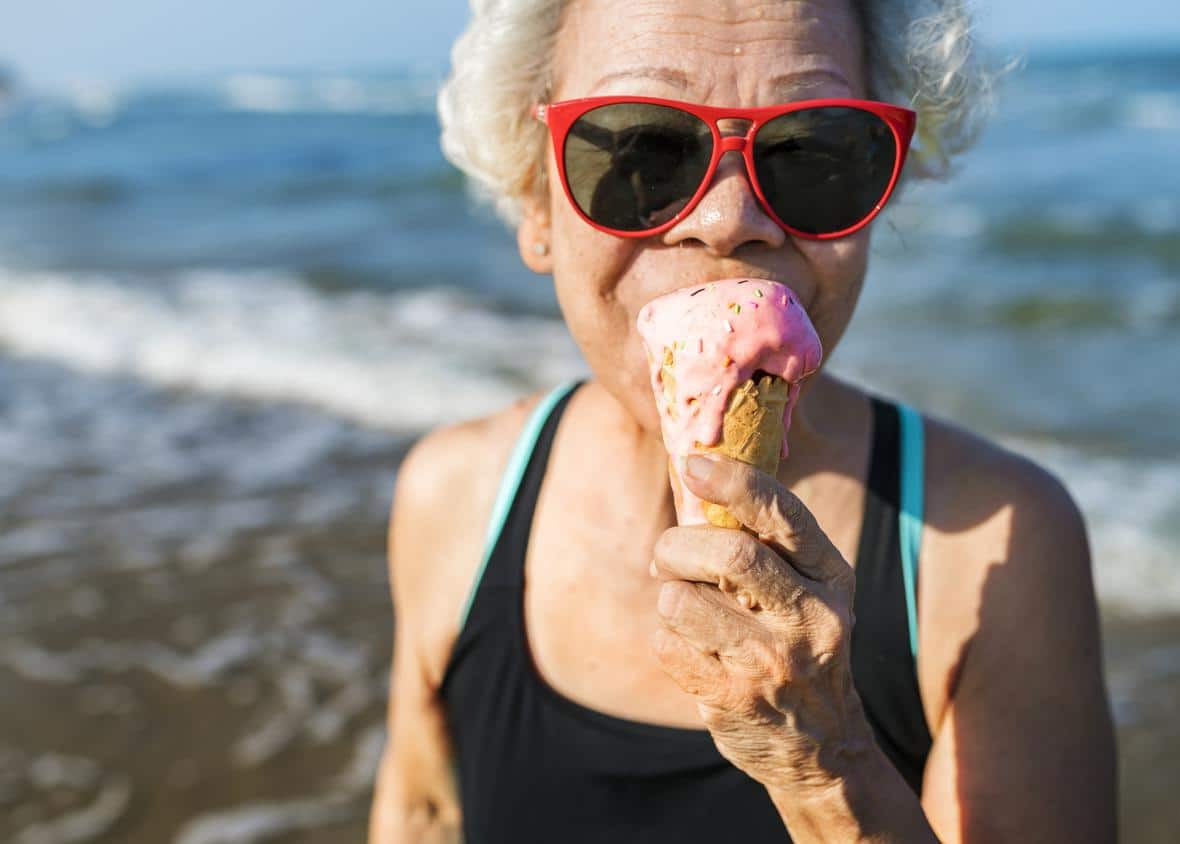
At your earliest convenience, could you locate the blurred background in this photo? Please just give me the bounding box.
[1,1,1178,841]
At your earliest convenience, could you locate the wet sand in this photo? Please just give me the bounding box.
[1103,614,1180,844]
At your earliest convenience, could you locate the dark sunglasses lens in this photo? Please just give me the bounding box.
[563,103,713,231]
[753,107,897,235]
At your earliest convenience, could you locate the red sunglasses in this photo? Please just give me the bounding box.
[532,95,916,240]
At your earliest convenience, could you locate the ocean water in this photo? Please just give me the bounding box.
[0,45,1178,841]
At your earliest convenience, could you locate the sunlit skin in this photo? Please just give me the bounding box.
[514,0,908,822]
[369,2,1117,842]
[520,0,872,456]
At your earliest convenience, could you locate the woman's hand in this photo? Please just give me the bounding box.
[650,453,875,795]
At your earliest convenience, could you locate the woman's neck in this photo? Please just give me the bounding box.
[585,368,857,499]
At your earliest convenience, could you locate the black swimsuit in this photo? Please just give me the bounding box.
[439,380,932,842]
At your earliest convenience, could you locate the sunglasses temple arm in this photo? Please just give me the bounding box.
[568,121,618,152]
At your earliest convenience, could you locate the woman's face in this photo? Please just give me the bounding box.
[519,0,871,434]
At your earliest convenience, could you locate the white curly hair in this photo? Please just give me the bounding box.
[437,0,1005,228]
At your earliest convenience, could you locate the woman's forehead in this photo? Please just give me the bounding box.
[553,0,865,102]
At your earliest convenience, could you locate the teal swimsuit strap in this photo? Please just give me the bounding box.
[458,380,581,631]
[896,401,924,661]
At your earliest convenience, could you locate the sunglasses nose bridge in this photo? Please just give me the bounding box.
[717,136,747,154]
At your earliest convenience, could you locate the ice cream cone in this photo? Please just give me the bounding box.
[662,358,791,527]
[699,372,791,528]
[637,278,823,529]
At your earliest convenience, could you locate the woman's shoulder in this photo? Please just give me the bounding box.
[395,388,552,516]
[387,388,556,686]
[919,408,1080,522]
[907,403,1091,734]
[838,377,1078,514]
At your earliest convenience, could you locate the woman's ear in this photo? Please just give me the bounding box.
[516,191,554,275]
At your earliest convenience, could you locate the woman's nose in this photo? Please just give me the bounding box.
[661,149,787,256]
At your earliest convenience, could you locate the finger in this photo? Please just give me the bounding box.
[649,627,728,705]
[653,526,807,614]
[682,454,848,583]
[656,579,753,658]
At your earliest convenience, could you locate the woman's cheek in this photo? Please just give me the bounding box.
[793,233,871,351]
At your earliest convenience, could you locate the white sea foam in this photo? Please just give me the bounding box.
[0,267,587,433]
[13,775,131,844]
[172,796,353,844]
[173,727,384,844]
[0,631,263,687]
[1,266,1176,616]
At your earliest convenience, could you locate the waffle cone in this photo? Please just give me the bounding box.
[660,352,791,528]
[699,374,790,528]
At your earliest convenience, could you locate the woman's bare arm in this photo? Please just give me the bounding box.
[368,399,542,843]
[368,433,472,844]
[920,457,1118,842]
[368,617,462,843]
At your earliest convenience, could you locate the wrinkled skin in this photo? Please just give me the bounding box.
[653,454,872,790]
[516,0,879,792]
[519,0,871,440]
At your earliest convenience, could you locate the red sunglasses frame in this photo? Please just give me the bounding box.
[531,95,917,240]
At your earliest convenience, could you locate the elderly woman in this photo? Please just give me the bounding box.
[370,1,1117,841]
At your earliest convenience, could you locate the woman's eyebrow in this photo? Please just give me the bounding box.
[767,69,852,97]
[589,66,690,94]
[587,66,850,97]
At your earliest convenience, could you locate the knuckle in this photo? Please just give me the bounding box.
[811,599,840,630]
[739,636,776,675]
[815,613,848,656]
[723,535,761,579]
[767,641,794,688]
[764,492,808,549]
[652,528,678,566]
[772,487,806,527]
[814,648,840,674]
[732,461,763,497]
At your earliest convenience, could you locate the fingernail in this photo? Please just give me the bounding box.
[649,559,658,578]
[685,455,716,482]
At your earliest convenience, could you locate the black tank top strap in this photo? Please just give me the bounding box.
[444,380,583,683]
[850,395,934,793]
[479,381,579,589]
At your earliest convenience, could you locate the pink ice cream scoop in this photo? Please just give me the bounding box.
[636,278,823,526]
